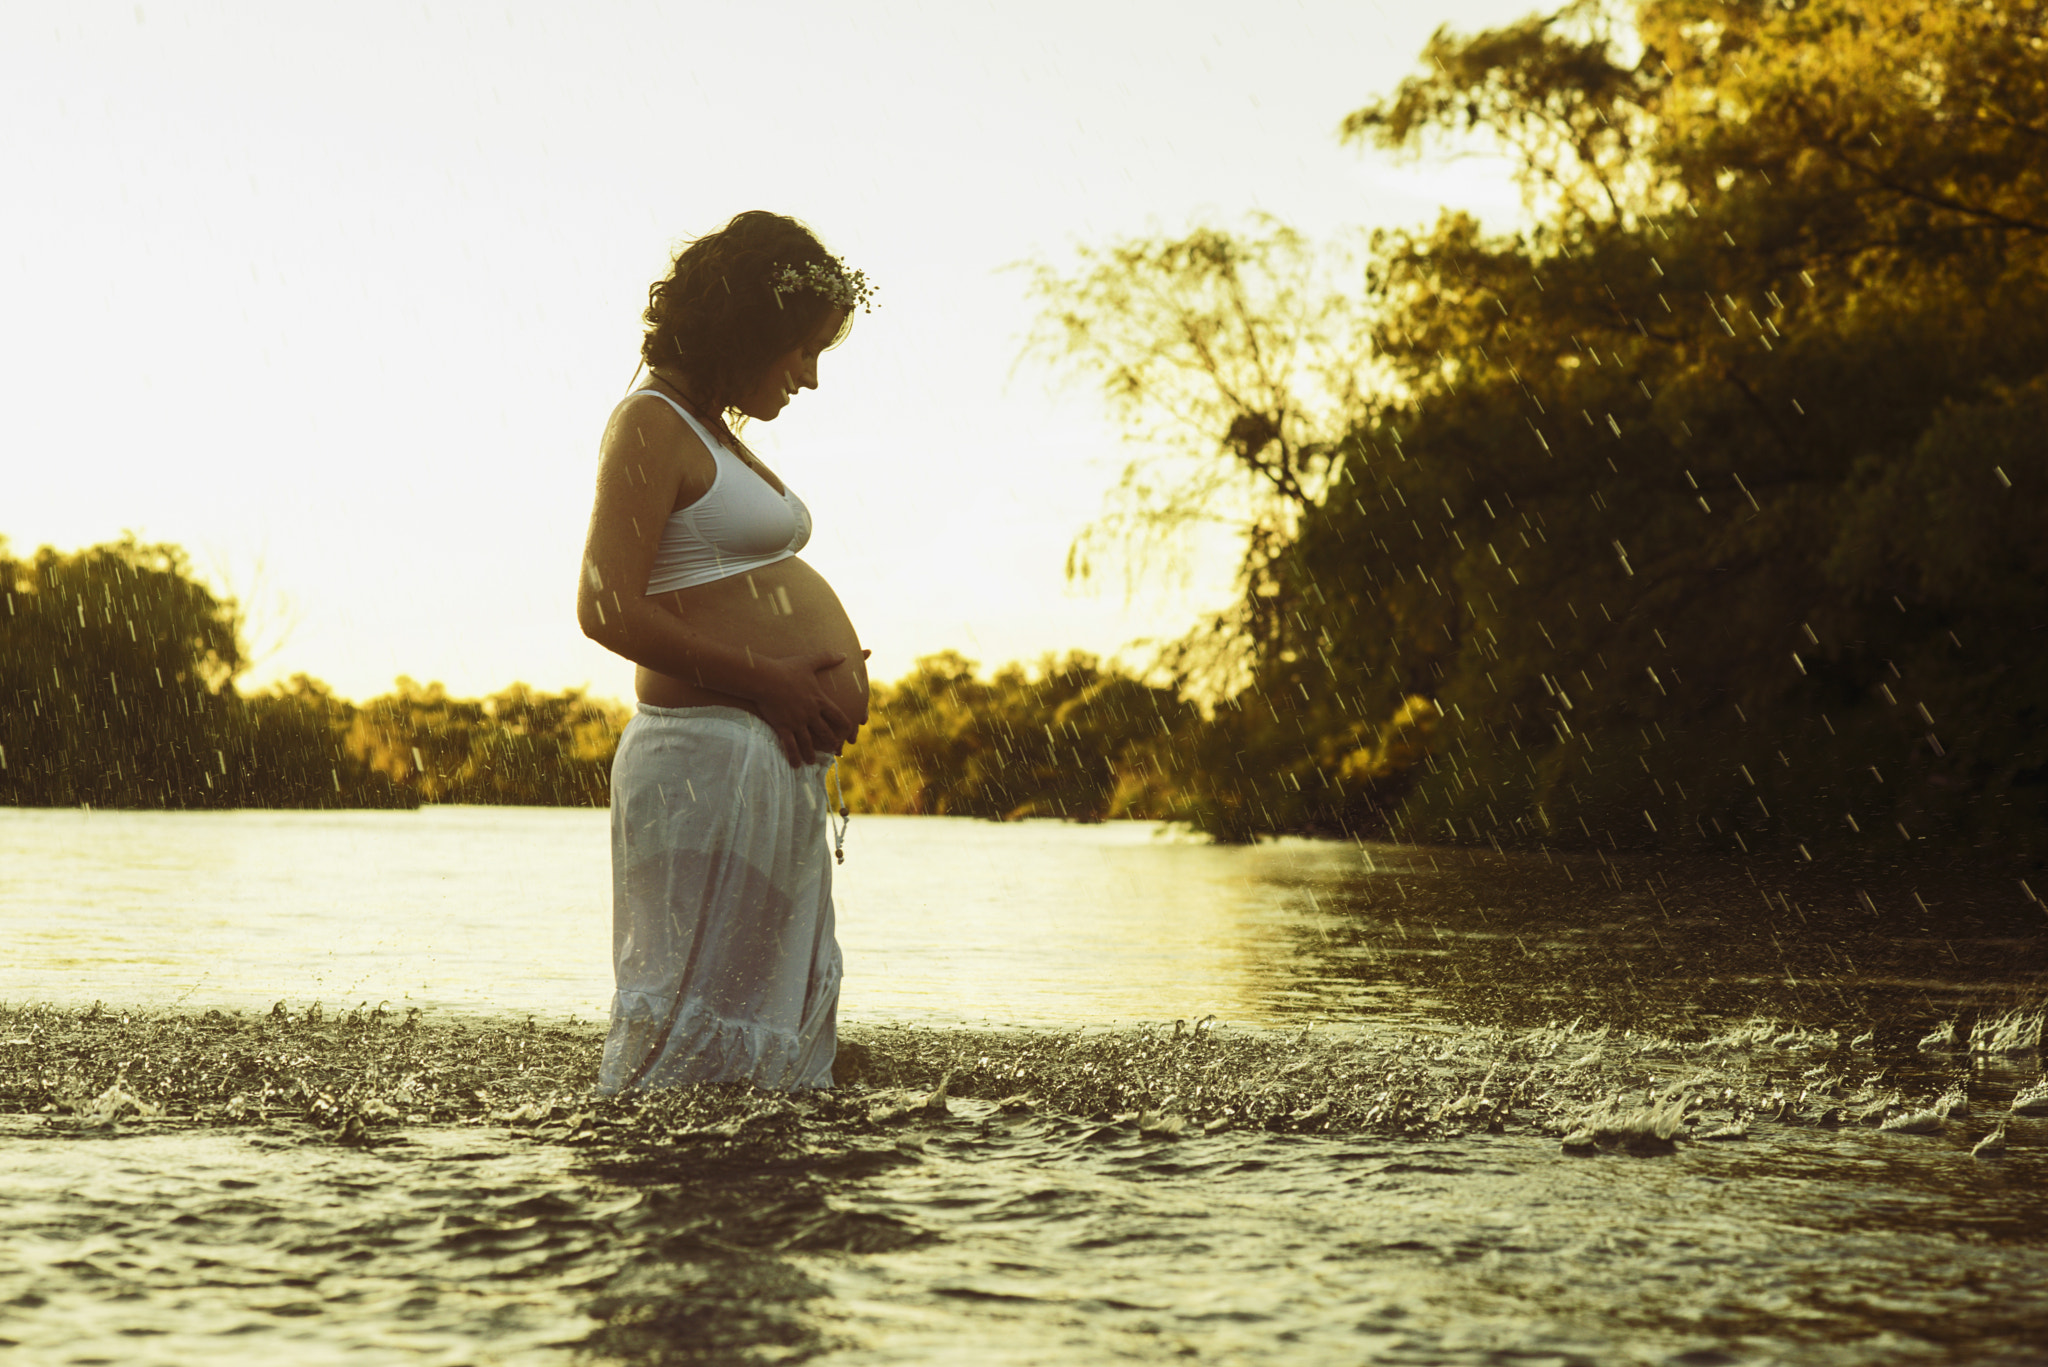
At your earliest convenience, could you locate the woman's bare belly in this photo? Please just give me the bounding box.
[636,556,869,750]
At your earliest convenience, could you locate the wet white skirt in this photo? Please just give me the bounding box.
[597,704,841,1094]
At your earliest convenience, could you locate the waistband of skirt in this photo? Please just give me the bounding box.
[632,702,763,730]
[628,703,839,769]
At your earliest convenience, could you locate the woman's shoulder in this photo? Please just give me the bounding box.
[604,389,713,453]
[599,390,721,497]
[610,386,693,426]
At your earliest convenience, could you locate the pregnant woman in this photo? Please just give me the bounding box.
[577,211,873,1093]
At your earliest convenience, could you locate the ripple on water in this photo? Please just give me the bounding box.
[811,1112,2048,1365]
[2,1012,2046,1365]
[0,1123,623,1365]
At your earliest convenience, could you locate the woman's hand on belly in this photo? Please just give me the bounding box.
[755,649,861,766]
[635,557,868,766]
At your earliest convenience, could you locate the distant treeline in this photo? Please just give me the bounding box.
[834,649,1435,834]
[0,533,1200,821]
[833,650,1198,823]
[3,518,2042,862]
[0,538,624,809]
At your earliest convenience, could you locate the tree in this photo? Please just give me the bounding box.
[1,535,623,809]
[0,536,252,807]
[1025,0,2048,854]
[449,683,626,806]
[240,673,407,808]
[841,651,1198,822]
[1020,221,1379,698]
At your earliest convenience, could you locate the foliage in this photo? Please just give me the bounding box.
[838,650,1200,822]
[1026,0,2048,854]
[1020,223,1379,698]
[347,677,623,806]
[0,534,283,808]
[1340,0,1659,225]
[0,537,626,809]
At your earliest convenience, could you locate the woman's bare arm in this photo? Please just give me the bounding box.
[576,395,853,765]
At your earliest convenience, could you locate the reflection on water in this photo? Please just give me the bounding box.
[0,807,615,1017]
[1259,844,2048,1034]
[4,809,2041,1035]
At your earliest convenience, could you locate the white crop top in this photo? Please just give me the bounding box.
[634,390,813,595]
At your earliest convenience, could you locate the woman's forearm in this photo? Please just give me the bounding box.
[578,590,773,698]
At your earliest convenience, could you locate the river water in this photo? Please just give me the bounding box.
[2,808,2045,1364]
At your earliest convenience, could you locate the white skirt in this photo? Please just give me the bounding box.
[597,704,841,1094]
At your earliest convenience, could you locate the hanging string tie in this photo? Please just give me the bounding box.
[827,755,850,864]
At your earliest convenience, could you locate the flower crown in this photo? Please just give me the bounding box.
[768,257,877,314]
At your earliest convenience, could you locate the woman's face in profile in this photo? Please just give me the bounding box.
[733,307,848,422]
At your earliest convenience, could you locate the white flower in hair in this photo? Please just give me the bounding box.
[769,257,877,313]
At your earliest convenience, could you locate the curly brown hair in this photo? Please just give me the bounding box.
[640,211,855,410]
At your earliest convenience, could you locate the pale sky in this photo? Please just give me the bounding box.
[3,0,1534,703]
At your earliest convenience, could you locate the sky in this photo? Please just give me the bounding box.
[2,0,1539,704]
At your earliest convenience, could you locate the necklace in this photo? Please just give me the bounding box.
[646,370,773,478]
[647,370,725,434]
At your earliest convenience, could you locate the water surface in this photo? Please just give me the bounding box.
[5,808,2040,1032]
[3,808,2044,1365]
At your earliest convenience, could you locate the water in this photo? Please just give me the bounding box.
[8,808,2038,1031]
[10,1105,2046,1366]
[1,807,1377,1025]
[3,808,2046,1364]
